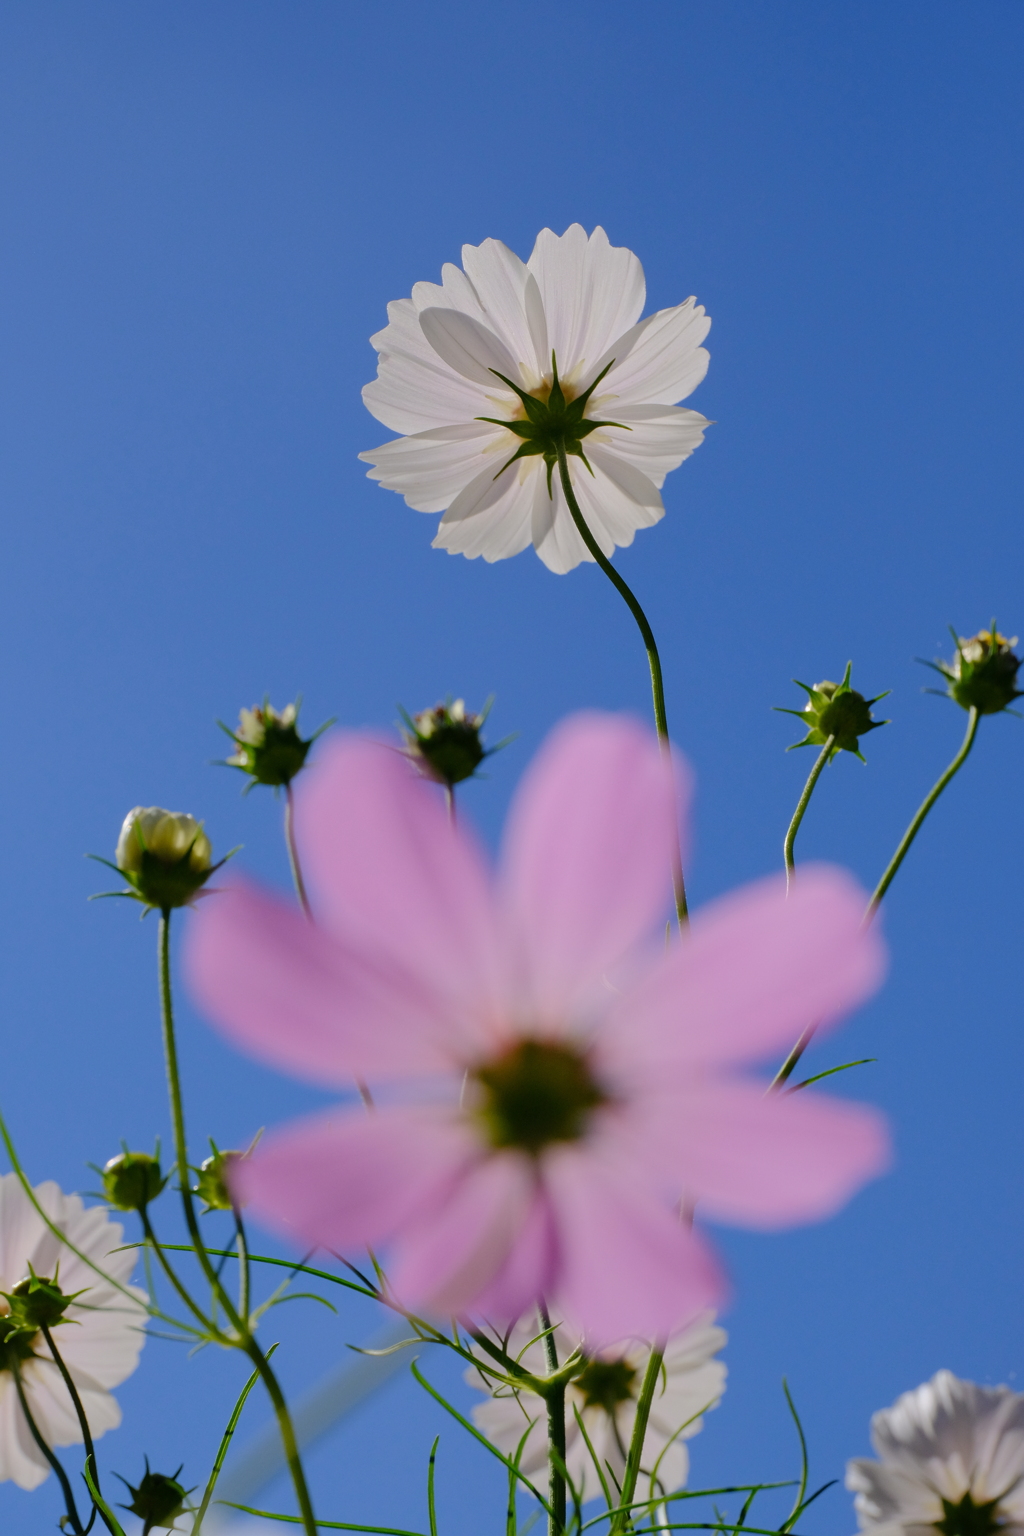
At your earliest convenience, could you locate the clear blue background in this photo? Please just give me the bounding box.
[0,3,1021,1532]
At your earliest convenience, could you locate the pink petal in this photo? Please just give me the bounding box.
[389,1152,538,1316]
[232,1105,476,1253]
[634,1080,891,1227]
[500,713,689,1017]
[543,1145,725,1347]
[470,1186,558,1324]
[185,879,467,1082]
[295,735,504,1032]
[602,865,885,1077]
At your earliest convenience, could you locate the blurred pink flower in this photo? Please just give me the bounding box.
[186,713,889,1347]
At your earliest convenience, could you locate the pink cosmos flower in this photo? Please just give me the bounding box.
[186,713,889,1347]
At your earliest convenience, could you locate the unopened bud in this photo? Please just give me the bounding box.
[935,626,1022,715]
[113,807,216,910]
[220,698,331,789]
[103,1152,167,1211]
[5,1273,80,1332]
[776,663,889,762]
[193,1150,243,1212]
[401,698,493,788]
[118,1463,192,1535]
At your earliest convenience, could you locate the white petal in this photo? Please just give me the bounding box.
[460,238,547,380]
[592,405,711,488]
[360,423,510,512]
[362,351,495,435]
[419,308,521,389]
[433,460,535,562]
[0,1376,50,1489]
[587,299,711,406]
[528,225,646,376]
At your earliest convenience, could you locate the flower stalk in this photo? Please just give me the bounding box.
[284,785,312,919]
[783,736,836,887]
[555,446,687,924]
[612,1344,664,1533]
[866,707,979,918]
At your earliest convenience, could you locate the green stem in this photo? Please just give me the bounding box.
[12,1363,86,1535]
[783,737,835,887]
[866,707,980,917]
[556,447,687,925]
[285,785,312,919]
[192,1359,266,1535]
[140,1207,223,1336]
[538,1301,566,1536]
[157,909,318,1536]
[39,1326,105,1513]
[236,1214,252,1325]
[613,1347,664,1534]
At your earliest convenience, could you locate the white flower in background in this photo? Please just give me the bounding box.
[0,1174,147,1490]
[360,224,711,573]
[468,1312,726,1505]
[846,1370,1024,1536]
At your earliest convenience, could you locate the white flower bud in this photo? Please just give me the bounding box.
[117,808,211,875]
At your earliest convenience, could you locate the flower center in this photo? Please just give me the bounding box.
[476,352,627,495]
[575,1357,638,1413]
[935,1493,1004,1536]
[472,1038,608,1155]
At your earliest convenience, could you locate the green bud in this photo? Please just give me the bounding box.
[776,662,889,762]
[193,1150,242,1212]
[401,698,492,788]
[103,1151,167,1211]
[114,807,215,910]
[118,1462,192,1535]
[220,698,332,789]
[4,1273,81,1333]
[933,625,1022,715]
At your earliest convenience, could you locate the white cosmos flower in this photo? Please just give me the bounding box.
[467,1312,725,1505]
[360,224,711,574]
[846,1370,1024,1536]
[0,1174,147,1490]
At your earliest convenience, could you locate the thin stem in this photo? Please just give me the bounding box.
[39,1326,101,1499]
[191,1359,265,1535]
[140,1208,222,1336]
[866,707,980,918]
[157,909,318,1536]
[444,784,455,824]
[12,1363,86,1535]
[236,1214,251,1325]
[613,1347,664,1534]
[768,1025,817,1094]
[538,1302,565,1536]
[556,447,688,925]
[284,784,312,919]
[783,738,835,888]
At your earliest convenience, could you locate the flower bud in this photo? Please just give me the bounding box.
[118,1463,192,1535]
[193,1150,243,1212]
[114,807,215,910]
[776,663,889,762]
[401,698,492,788]
[5,1274,79,1332]
[934,626,1022,715]
[103,1151,167,1211]
[220,698,331,789]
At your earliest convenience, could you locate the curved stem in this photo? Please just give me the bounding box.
[866,707,980,918]
[12,1363,86,1535]
[613,1346,664,1533]
[140,1207,223,1336]
[236,1214,251,1325]
[555,447,687,924]
[783,737,835,888]
[157,910,318,1536]
[284,785,312,919]
[538,1300,566,1536]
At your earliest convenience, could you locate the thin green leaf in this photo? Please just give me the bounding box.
[193,1346,276,1533]
[426,1435,439,1536]
[126,1242,378,1298]
[573,1403,614,1513]
[409,1361,551,1517]
[83,1456,126,1536]
[788,1060,876,1092]
[348,1338,419,1359]
[218,1504,428,1535]
[778,1381,808,1533]
[508,1418,538,1536]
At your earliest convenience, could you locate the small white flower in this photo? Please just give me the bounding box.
[360,224,711,573]
[0,1173,147,1490]
[467,1312,726,1505]
[846,1370,1024,1536]
[116,808,211,875]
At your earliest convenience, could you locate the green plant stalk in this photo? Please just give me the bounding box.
[157,909,318,1536]
[538,1301,566,1536]
[12,1363,86,1535]
[612,1346,664,1534]
[284,785,312,918]
[192,1356,268,1534]
[866,707,979,917]
[556,446,688,925]
[39,1325,109,1524]
[783,737,835,887]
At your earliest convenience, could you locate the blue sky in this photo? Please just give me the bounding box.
[1,3,1022,1532]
